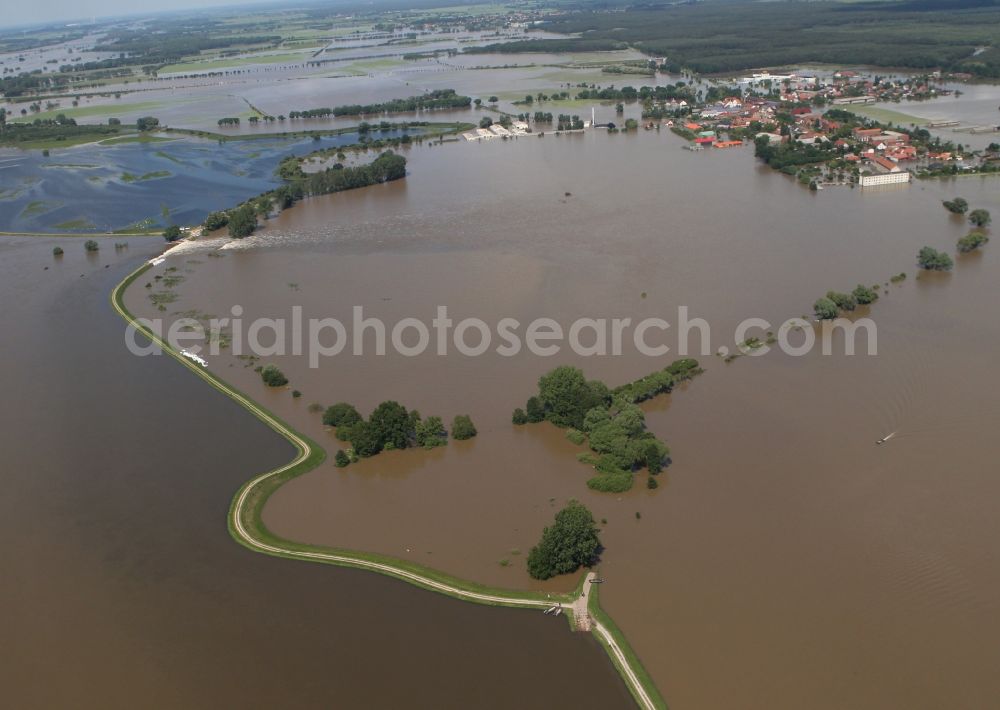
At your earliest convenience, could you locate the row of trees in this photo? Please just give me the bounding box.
[321,401,476,464]
[814,285,878,320]
[942,196,991,228]
[817,200,991,318]
[0,113,126,146]
[286,90,471,119]
[556,114,584,131]
[204,151,407,238]
[939,198,992,257]
[574,83,694,103]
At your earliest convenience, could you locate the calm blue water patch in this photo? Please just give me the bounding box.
[0,129,415,232]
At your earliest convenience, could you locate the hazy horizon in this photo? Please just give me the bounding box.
[0,0,277,30]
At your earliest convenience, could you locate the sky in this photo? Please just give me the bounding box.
[2,0,275,29]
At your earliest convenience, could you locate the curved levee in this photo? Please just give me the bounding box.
[111,259,667,710]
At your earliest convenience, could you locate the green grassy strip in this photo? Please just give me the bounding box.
[589,582,669,709]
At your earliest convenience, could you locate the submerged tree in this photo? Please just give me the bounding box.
[536,366,609,429]
[813,296,839,320]
[527,501,601,580]
[826,290,857,312]
[415,415,447,448]
[260,364,288,387]
[852,284,879,305]
[968,208,991,228]
[451,414,477,440]
[957,231,989,253]
[323,402,361,428]
[942,197,968,214]
[917,246,954,271]
[368,400,412,451]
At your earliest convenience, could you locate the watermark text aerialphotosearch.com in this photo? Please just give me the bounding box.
[127,305,877,366]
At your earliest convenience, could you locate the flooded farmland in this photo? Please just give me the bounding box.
[0,128,417,232]
[126,128,1000,708]
[0,235,632,708]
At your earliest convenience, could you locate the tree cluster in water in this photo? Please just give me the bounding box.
[514,360,701,493]
[321,401,476,465]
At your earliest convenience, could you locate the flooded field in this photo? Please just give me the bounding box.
[1,39,653,135]
[0,235,632,708]
[0,129,412,232]
[126,129,1000,707]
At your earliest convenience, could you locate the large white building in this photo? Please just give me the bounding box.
[860,156,911,187]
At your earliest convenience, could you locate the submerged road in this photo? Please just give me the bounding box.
[111,257,661,710]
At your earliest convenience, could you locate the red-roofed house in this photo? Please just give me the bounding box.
[872,155,900,172]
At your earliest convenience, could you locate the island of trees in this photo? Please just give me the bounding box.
[514,359,701,493]
[259,364,288,387]
[813,285,878,320]
[318,401,475,465]
[917,247,954,272]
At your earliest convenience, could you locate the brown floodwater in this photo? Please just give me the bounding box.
[129,128,1000,708]
[0,235,632,708]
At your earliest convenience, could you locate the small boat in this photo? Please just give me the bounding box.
[180,349,208,368]
[876,432,895,445]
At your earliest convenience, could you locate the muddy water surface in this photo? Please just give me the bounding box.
[0,235,631,708]
[128,130,1000,709]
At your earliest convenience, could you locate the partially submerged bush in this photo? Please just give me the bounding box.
[917,246,954,271]
[260,364,288,387]
[957,231,989,253]
[451,414,477,440]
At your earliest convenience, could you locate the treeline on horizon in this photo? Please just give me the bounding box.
[474,0,1000,77]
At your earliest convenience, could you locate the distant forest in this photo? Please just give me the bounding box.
[474,0,1000,76]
